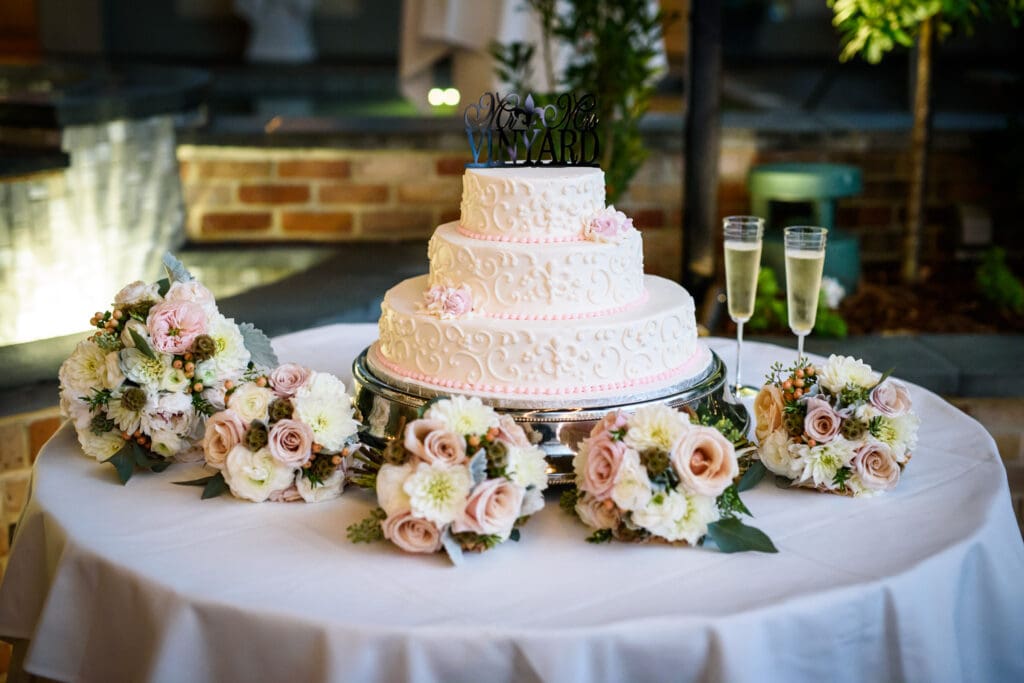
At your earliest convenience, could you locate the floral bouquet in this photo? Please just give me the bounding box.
[58,254,277,483]
[177,363,361,503]
[562,404,775,553]
[754,355,920,496]
[347,396,549,564]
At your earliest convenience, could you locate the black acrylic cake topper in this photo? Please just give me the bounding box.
[463,92,600,168]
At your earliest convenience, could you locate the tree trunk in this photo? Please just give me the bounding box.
[903,16,933,285]
[683,0,721,301]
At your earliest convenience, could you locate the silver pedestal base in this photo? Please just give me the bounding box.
[351,347,749,485]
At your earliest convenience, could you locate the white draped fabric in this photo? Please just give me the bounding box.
[2,324,1022,682]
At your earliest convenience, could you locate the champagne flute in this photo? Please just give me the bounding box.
[723,216,764,397]
[783,226,828,360]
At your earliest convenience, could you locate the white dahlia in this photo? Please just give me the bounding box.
[59,341,113,397]
[72,411,125,461]
[873,412,920,463]
[506,444,549,491]
[611,448,653,512]
[297,465,345,503]
[294,372,358,452]
[106,387,155,435]
[119,347,172,391]
[817,355,881,394]
[403,462,472,526]
[424,395,500,436]
[196,315,251,385]
[623,404,690,453]
[631,490,719,545]
[795,437,856,489]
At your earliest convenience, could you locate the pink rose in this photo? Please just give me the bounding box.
[404,419,445,460]
[422,429,468,466]
[382,511,443,554]
[754,385,785,443]
[165,280,217,312]
[269,363,311,398]
[870,379,912,417]
[268,485,303,502]
[203,409,247,469]
[584,206,634,242]
[146,300,207,354]
[496,414,531,448]
[452,478,524,539]
[803,397,842,444]
[580,434,627,500]
[575,494,620,530]
[268,419,314,466]
[590,410,629,441]
[852,441,900,491]
[670,426,738,498]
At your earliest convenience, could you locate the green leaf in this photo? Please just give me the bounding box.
[156,277,171,297]
[238,322,279,370]
[346,508,387,543]
[104,446,135,485]
[585,528,614,544]
[129,328,156,360]
[738,460,767,492]
[173,472,228,499]
[706,518,778,554]
[162,252,194,283]
[130,442,171,473]
[509,528,521,542]
[559,487,581,515]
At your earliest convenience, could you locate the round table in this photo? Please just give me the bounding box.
[2,324,1022,683]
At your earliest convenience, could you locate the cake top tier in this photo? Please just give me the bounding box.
[459,166,606,242]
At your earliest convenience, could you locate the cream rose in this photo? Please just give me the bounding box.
[575,494,621,530]
[202,409,247,469]
[223,444,296,502]
[759,429,801,478]
[852,440,900,491]
[754,384,785,443]
[269,363,311,398]
[268,418,314,466]
[114,280,161,304]
[803,397,842,444]
[870,379,912,417]
[376,463,413,516]
[382,511,443,554]
[228,382,273,424]
[452,478,524,540]
[296,465,345,503]
[580,433,627,500]
[670,426,738,498]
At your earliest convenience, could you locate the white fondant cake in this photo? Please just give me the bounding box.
[368,165,709,403]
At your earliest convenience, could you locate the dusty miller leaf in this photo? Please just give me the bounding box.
[162,252,194,283]
[238,322,279,370]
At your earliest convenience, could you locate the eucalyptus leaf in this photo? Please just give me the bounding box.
[469,449,487,485]
[738,460,767,492]
[129,328,156,360]
[440,529,465,566]
[238,323,279,370]
[706,518,777,554]
[104,447,135,485]
[162,252,194,283]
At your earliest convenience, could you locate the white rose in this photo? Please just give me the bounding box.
[758,429,802,479]
[817,355,881,393]
[377,463,414,516]
[142,392,196,439]
[228,382,273,424]
[160,365,191,393]
[223,444,296,502]
[610,448,653,512]
[150,430,187,458]
[296,466,345,503]
[114,280,161,304]
[631,490,719,545]
[119,319,150,348]
[102,351,126,390]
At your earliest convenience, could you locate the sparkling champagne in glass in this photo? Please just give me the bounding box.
[723,216,764,397]
[783,226,827,360]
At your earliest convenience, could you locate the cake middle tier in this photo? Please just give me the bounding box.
[371,274,701,397]
[428,222,645,318]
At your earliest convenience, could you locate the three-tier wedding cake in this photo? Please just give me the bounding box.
[365,164,712,406]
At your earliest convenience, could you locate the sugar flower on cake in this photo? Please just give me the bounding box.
[421,282,475,319]
[753,355,920,496]
[564,407,775,553]
[583,205,635,243]
[58,253,277,484]
[184,364,361,504]
[347,396,548,564]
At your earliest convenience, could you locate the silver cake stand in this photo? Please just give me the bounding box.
[351,347,749,485]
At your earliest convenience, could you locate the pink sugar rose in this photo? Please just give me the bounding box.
[269,363,312,398]
[382,511,443,554]
[423,284,474,319]
[496,414,531,448]
[584,206,634,243]
[870,379,912,417]
[268,418,315,466]
[803,397,842,444]
[581,433,628,500]
[452,478,524,539]
[670,426,738,498]
[146,300,207,354]
[853,441,900,491]
[202,409,247,470]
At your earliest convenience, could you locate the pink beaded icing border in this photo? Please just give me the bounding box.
[370,344,708,397]
[456,224,585,244]
[478,290,649,321]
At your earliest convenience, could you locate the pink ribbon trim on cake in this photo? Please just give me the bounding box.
[371,344,708,397]
[456,224,586,244]
[478,290,650,321]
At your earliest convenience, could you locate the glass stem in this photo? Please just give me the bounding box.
[734,320,744,391]
[797,333,805,361]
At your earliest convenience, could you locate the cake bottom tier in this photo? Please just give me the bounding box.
[368,274,709,403]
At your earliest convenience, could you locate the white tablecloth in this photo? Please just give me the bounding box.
[2,324,1022,682]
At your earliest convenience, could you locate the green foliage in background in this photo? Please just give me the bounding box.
[829,0,1023,64]
[746,268,848,338]
[491,0,670,203]
[976,247,1024,315]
